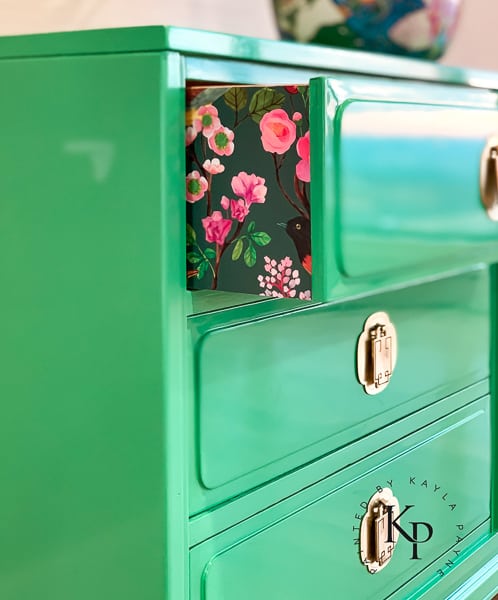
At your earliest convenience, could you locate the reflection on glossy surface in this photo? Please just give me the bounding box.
[64,139,116,182]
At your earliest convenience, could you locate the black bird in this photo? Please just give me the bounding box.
[279,216,312,275]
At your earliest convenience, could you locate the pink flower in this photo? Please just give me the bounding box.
[203,158,225,174]
[185,125,197,146]
[193,105,221,137]
[259,109,296,154]
[296,131,310,182]
[231,171,267,206]
[284,85,299,94]
[292,111,303,122]
[202,211,232,245]
[186,170,208,203]
[208,126,235,156]
[220,195,249,221]
[230,199,250,222]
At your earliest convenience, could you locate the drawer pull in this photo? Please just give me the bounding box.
[357,312,397,395]
[480,137,498,221]
[359,488,400,574]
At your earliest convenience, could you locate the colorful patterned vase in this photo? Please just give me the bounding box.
[272,0,464,59]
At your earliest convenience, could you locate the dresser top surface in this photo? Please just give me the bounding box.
[0,25,496,91]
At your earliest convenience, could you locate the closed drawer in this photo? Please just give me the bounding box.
[310,77,498,300]
[190,396,492,600]
[189,267,489,512]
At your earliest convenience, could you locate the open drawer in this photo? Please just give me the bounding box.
[311,76,498,300]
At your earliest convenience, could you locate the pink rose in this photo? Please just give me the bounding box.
[202,211,232,245]
[208,126,235,156]
[230,199,250,222]
[186,170,208,203]
[292,111,303,122]
[220,195,230,210]
[231,171,267,206]
[296,131,310,183]
[259,109,296,154]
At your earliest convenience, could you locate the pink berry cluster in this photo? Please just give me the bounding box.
[257,256,311,300]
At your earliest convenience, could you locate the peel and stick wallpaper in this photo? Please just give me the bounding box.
[186,85,312,299]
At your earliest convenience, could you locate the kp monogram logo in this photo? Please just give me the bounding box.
[355,478,467,578]
[358,487,434,574]
[385,503,434,560]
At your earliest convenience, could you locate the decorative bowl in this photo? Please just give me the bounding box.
[272,0,463,60]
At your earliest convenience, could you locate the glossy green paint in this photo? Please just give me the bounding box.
[0,26,170,58]
[338,89,498,277]
[0,25,496,600]
[189,269,489,512]
[491,263,498,536]
[189,379,488,546]
[0,50,187,599]
[395,530,498,599]
[2,26,498,90]
[310,76,498,301]
[190,396,491,600]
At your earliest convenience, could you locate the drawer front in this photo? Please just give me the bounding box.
[190,268,489,511]
[190,397,492,600]
[311,77,498,299]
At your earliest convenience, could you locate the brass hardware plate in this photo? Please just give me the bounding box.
[359,487,400,574]
[480,136,498,221]
[357,311,397,395]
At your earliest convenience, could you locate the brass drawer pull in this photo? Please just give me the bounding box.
[480,136,498,221]
[359,487,400,574]
[357,312,397,395]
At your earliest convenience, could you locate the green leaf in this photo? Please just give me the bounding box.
[247,221,255,233]
[224,87,248,112]
[187,252,202,265]
[249,88,285,123]
[204,247,216,259]
[197,260,209,279]
[243,244,257,267]
[298,85,308,97]
[186,224,197,245]
[251,232,271,246]
[232,238,244,261]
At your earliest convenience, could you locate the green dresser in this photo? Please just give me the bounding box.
[0,26,496,600]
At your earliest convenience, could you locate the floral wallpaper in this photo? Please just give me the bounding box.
[186,85,312,299]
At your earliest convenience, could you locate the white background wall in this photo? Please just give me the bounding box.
[0,0,496,71]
